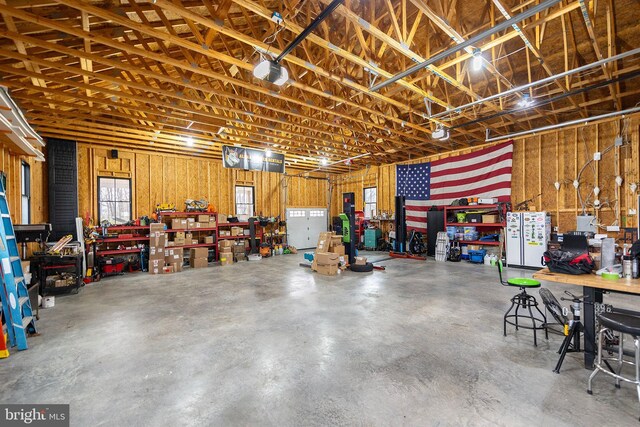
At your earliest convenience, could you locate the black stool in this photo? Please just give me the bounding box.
[497,261,548,346]
[587,312,640,420]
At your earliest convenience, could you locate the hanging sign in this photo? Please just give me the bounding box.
[222,145,285,173]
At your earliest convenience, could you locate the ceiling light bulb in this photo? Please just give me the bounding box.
[185,137,194,147]
[631,183,638,193]
[554,181,561,191]
[593,186,600,196]
[615,176,623,186]
[594,199,600,207]
[265,149,272,157]
[573,180,580,189]
[472,48,483,71]
[321,158,328,166]
[517,94,534,108]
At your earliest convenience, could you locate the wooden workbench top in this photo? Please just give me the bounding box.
[533,268,640,294]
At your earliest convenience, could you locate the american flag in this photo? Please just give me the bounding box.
[396,141,513,232]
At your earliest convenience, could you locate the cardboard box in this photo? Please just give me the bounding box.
[150,223,165,233]
[191,240,198,245]
[186,218,195,224]
[482,214,499,223]
[171,219,187,230]
[166,241,174,247]
[187,221,203,230]
[220,230,230,236]
[329,235,342,248]
[219,240,233,249]
[355,256,367,265]
[175,231,185,239]
[190,258,208,269]
[231,226,243,236]
[173,237,185,246]
[219,254,233,265]
[316,252,339,265]
[208,220,217,229]
[197,214,210,223]
[149,246,165,259]
[148,258,164,274]
[316,263,338,276]
[185,232,193,242]
[218,214,228,223]
[203,236,214,244]
[232,244,245,254]
[149,233,166,249]
[171,262,183,273]
[190,247,208,258]
[164,248,183,265]
[330,245,345,256]
[243,229,250,236]
[234,253,246,262]
[162,265,174,274]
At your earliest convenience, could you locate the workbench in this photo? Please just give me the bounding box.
[532,268,640,369]
[30,253,84,296]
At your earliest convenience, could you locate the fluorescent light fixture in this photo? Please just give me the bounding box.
[185,137,194,147]
[472,48,483,71]
[321,157,328,166]
[265,149,272,157]
[517,93,534,108]
[253,59,289,86]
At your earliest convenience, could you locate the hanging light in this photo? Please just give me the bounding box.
[472,48,483,71]
[185,137,194,147]
[265,148,272,157]
[253,59,289,86]
[321,157,328,166]
[517,93,535,108]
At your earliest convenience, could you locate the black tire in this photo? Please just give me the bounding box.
[350,262,374,273]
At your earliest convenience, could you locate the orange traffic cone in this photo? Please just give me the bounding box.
[0,325,9,358]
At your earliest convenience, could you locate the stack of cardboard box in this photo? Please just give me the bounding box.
[311,231,342,276]
[233,243,246,262]
[219,240,233,265]
[165,247,183,272]
[149,223,167,274]
[189,247,208,269]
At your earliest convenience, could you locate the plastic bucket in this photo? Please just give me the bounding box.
[42,296,55,308]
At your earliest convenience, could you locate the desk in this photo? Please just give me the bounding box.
[532,268,640,369]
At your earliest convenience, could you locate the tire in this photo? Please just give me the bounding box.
[350,262,374,273]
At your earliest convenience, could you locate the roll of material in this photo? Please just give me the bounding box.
[601,272,620,280]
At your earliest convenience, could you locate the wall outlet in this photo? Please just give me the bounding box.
[606,225,620,232]
[614,135,623,146]
[593,152,601,161]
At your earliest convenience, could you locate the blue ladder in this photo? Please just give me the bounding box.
[0,179,36,350]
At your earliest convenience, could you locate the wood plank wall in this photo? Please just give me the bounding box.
[0,145,47,225]
[330,115,640,234]
[77,144,328,221]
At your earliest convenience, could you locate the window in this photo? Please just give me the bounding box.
[235,186,254,216]
[364,187,377,219]
[98,177,131,224]
[21,161,30,224]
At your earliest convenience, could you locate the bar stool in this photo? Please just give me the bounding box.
[497,261,548,346]
[587,312,640,420]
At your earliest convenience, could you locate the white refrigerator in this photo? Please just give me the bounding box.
[506,212,551,268]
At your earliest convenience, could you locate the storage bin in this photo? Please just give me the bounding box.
[468,249,487,263]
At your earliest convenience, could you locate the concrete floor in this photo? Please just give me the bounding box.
[1,253,639,426]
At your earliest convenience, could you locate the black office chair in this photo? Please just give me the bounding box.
[498,260,548,346]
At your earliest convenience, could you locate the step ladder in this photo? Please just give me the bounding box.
[435,232,449,262]
[0,179,36,350]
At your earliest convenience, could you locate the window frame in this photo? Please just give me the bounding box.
[235,185,255,216]
[97,176,132,225]
[363,186,377,220]
[21,161,30,224]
